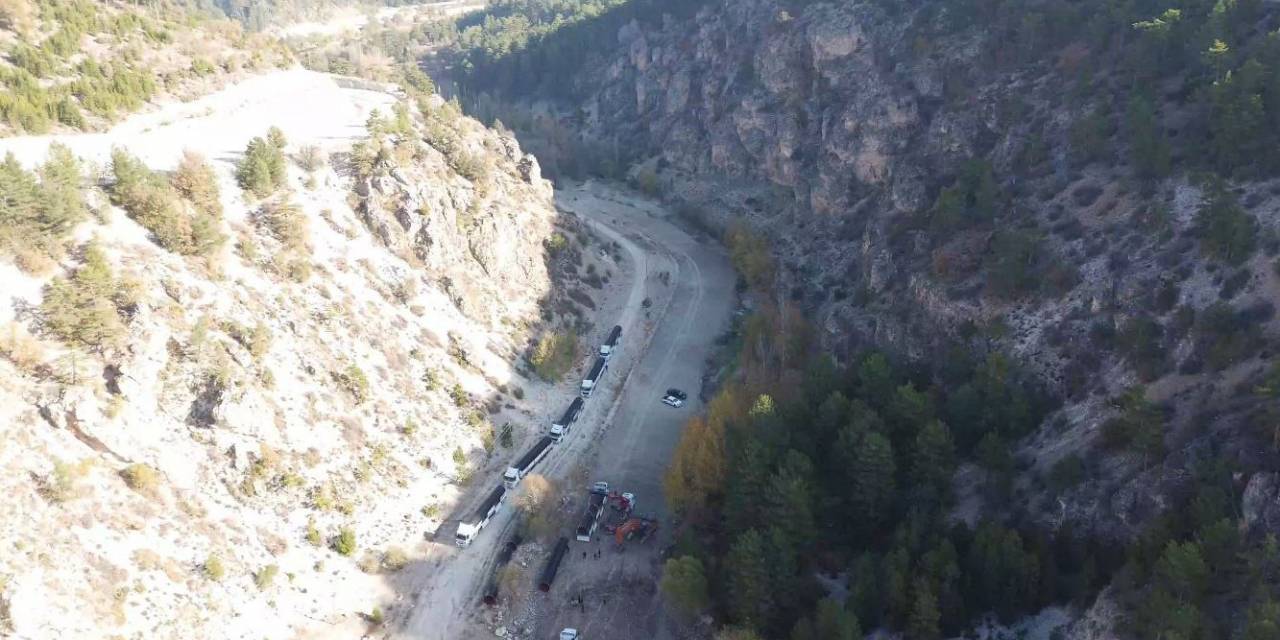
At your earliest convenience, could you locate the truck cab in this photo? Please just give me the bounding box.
[550,398,583,442]
[560,630,579,640]
[502,466,521,489]
[599,325,622,359]
[455,522,479,547]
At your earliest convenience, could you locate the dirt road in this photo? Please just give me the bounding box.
[392,182,737,639]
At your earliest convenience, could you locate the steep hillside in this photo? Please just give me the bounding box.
[427,0,1280,638]
[0,0,294,135]
[0,66,595,638]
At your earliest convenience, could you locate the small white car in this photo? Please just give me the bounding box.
[661,388,687,408]
[561,629,579,640]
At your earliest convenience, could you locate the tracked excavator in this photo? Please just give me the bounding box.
[613,516,658,548]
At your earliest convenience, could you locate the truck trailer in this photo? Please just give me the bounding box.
[575,482,610,542]
[503,436,554,489]
[599,325,622,359]
[550,397,584,442]
[579,357,608,398]
[455,485,506,547]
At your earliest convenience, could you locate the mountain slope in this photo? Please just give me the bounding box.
[0,66,592,638]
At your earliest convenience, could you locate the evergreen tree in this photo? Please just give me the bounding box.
[1127,94,1171,181]
[850,431,896,535]
[911,420,956,508]
[660,556,709,616]
[726,529,773,630]
[723,437,770,534]
[765,450,817,553]
[1243,596,1280,640]
[905,578,941,640]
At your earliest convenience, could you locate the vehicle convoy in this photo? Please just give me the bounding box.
[503,436,554,489]
[455,485,506,547]
[599,325,622,358]
[549,397,584,442]
[575,482,610,542]
[579,357,608,398]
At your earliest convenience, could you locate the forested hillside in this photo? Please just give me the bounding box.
[415,0,1280,638]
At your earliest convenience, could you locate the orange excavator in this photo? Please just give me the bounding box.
[613,517,658,547]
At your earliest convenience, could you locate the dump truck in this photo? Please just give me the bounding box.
[599,325,622,359]
[503,435,554,489]
[455,485,506,547]
[549,397,583,443]
[574,482,610,542]
[579,357,608,398]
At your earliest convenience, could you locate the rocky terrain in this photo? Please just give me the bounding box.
[479,0,1280,543]
[0,66,597,638]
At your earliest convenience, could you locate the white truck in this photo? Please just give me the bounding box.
[560,630,579,640]
[503,436,554,489]
[455,485,506,547]
[579,357,608,398]
[550,397,584,442]
[599,325,622,359]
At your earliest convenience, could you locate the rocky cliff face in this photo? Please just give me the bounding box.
[522,0,1280,542]
[0,76,572,638]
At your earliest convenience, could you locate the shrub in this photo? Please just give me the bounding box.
[1196,182,1256,265]
[336,365,370,403]
[449,383,469,407]
[305,520,322,546]
[1,322,44,371]
[261,201,308,251]
[1047,454,1086,493]
[254,564,278,590]
[109,148,224,256]
[119,463,159,493]
[382,546,408,572]
[47,457,91,503]
[203,554,225,581]
[333,526,357,556]
[171,150,222,218]
[295,145,324,172]
[529,331,577,381]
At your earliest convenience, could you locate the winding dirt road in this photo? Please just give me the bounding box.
[392,181,737,640]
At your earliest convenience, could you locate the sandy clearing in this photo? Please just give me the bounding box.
[0,68,393,178]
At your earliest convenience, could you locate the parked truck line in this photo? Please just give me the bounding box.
[579,357,608,398]
[550,397,584,442]
[455,484,506,547]
[502,435,554,489]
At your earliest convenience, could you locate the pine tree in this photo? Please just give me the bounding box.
[1127,94,1171,181]
[36,142,86,236]
[1243,596,1280,640]
[850,431,896,535]
[905,578,941,640]
[660,556,709,616]
[811,598,859,640]
[911,420,956,508]
[765,450,816,553]
[726,529,773,630]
